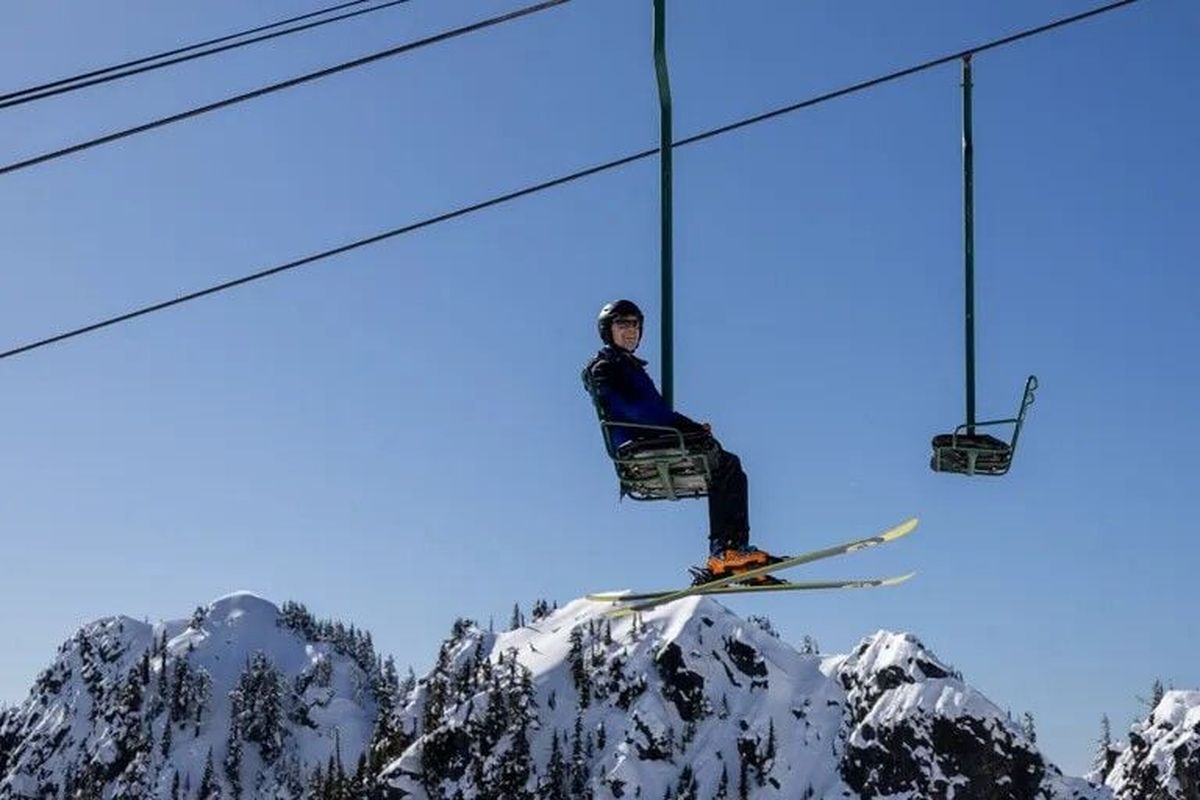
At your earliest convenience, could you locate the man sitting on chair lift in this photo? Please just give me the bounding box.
[585,299,781,583]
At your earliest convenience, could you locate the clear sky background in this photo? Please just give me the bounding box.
[1,0,1196,777]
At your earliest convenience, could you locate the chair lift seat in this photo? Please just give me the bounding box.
[930,432,1013,476]
[930,375,1038,477]
[613,433,716,501]
[582,367,713,501]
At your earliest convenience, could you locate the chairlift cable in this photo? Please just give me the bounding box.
[0,0,416,111]
[674,0,1138,151]
[0,0,1140,363]
[0,0,570,178]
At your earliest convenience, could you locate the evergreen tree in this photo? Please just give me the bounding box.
[313,655,334,689]
[194,668,211,729]
[1151,678,1166,709]
[542,731,567,800]
[139,649,151,685]
[380,656,400,705]
[326,754,341,800]
[156,651,169,711]
[169,659,192,722]
[570,713,588,797]
[231,652,285,763]
[399,666,417,704]
[160,719,173,758]
[568,627,591,707]
[497,720,535,800]
[224,715,244,800]
[674,765,698,800]
[368,706,413,775]
[118,668,144,719]
[170,770,180,800]
[1093,714,1115,774]
[480,671,508,750]
[510,603,524,630]
[455,651,477,699]
[514,657,538,728]
[198,749,218,800]
[714,764,730,799]
[353,753,369,800]
[1021,712,1037,744]
[423,671,450,737]
[737,756,750,800]
[308,765,326,800]
[471,750,488,800]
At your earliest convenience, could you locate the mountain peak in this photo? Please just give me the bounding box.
[378,595,1104,799]
[0,594,382,800]
[207,591,280,624]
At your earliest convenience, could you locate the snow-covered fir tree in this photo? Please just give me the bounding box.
[1021,710,1038,743]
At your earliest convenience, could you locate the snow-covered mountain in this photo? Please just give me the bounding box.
[377,596,1102,800]
[0,592,394,799]
[2,592,1196,799]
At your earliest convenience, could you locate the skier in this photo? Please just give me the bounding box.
[584,299,781,583]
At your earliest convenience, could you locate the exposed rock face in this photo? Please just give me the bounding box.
[1105,691,1200,800]
[834,632,1051,799]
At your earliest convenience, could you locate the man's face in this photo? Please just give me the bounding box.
[611,316,641,351]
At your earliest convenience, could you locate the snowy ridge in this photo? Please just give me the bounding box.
[378,597,1104,800]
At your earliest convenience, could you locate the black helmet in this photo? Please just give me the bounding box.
[597,299,644,345]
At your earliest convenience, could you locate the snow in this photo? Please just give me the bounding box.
[1151,690,1200,729]
[0,595,380,799]
[6,590,1191,799]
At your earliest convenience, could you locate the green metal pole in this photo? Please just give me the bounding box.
[653,0,674,409]
[962,54,976,434]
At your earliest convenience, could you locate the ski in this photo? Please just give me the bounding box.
[601,517,918,617]
[587,571,916,603]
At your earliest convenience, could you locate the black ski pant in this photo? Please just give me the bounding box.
[621,431,750,553]
[702,439,750,554]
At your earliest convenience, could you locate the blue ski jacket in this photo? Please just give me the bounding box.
[584,346,704,449]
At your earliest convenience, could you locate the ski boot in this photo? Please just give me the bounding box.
[690,545,785,586]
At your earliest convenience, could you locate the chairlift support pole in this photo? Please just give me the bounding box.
[929,54,1038,477]
[962,54,977,435]
[653,0,674,409]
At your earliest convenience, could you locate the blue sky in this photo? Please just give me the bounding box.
[1,0,1196,776]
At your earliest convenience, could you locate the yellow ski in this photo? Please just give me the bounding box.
[598,517,918,617]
